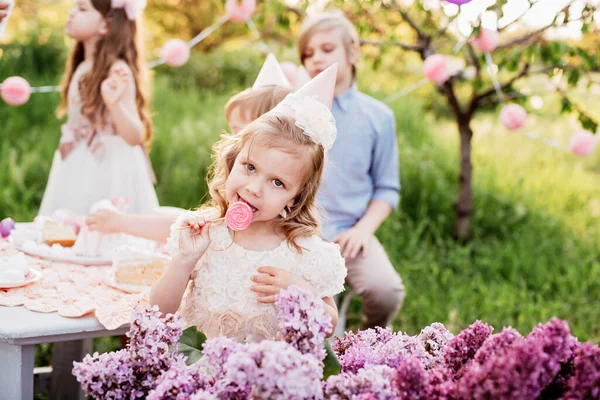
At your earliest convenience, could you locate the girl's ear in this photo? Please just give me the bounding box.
[98,17,109,36]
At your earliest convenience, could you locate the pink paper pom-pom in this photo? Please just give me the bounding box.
[225,201,253,231]
[280,62,298,87]
[160,39,190,67]
[500,104,527,130]
[1,76,32,106]
[225,0,256,23]
[569,130,598,156]
[446,0,472,4]
[472,28,500,53]
[424,54,451,84]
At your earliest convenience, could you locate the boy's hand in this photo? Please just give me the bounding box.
[333,227,370,260]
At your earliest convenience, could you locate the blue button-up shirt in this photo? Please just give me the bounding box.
[317,86,400,241]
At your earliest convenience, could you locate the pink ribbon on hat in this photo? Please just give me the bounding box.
[111,0,145,21]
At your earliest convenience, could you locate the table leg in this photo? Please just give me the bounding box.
[0,341,35,400]
[49,339,92,400]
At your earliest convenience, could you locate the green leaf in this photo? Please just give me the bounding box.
[578,113,599,133]
[560,97,573,113]
[567,69,581,86]
[178,326,208,366]
[323,340,341,379]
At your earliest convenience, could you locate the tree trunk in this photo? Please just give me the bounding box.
[455,121,474,241]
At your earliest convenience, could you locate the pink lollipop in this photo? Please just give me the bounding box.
[225,201,253,231]
[1,76,31,106]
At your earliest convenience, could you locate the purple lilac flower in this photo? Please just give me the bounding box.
[73,306,186,399]
[73,349,134,399]
[417,323,454,370]
[562,342,600,400]
[189,391,218,400]
[201,336,244,380]
[425,367,457,400]
[395,358,429,400]
[276,285,332,361]
[323,365,399,399]
[147,357,209,400]
[443,320,493,375]
[218,340,324,400]
[456,319,576,400]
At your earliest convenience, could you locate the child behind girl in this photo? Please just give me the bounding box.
[38,0,158,216]
[85,54,292,243]
[150,65,346,341]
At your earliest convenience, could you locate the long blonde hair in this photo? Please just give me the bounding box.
[206,113,325,252]
[57,0,153,148]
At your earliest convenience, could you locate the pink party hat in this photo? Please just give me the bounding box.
[268,63,338,150]
[294,65,312,90]
[293,63,338,109]
[253,53,292,89]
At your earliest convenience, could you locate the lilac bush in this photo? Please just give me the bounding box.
[74,287,600,400]
[73,306,185,399]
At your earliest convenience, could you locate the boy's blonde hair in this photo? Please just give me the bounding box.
[298,10,360,78]
[224,85,292,125]
[206,113,325,252]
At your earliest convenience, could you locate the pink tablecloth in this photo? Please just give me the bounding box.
[0,242,148,330]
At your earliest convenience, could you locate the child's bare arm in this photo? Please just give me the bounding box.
[87,210,176,243]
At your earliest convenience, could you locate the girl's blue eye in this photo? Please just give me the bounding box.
[273,179,284,188]
[246,164,255,172]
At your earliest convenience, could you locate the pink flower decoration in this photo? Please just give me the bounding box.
[472,28,500,53]
[569,130,598,156]
[1,76,31,106]
[225,0,256,23]
[111,0,146,21]
[424,54,451,84]
[280,62,298,87]
[225,201,253,231]
[160,39,190,68]
[500,104,527,130]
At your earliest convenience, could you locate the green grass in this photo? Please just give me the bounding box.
[1,46,599,374]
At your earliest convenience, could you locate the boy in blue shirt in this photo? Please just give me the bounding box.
[298,10,405,329]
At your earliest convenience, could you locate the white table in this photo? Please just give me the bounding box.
[0,305,128,400]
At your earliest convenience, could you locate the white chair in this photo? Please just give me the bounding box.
[333,287,356,338]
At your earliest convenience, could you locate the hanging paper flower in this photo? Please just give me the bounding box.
[472,28,500,52]
[500,104,527,130]
[225,0,256,23]
[424,55,451,84]
[568,130,598,156]
[160,39,190,67]
[1,76,31,106]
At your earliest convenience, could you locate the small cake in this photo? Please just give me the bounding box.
[42,220,77,247]
[112,246,170,286]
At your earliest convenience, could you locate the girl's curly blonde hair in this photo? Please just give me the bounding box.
[205,112,325,252]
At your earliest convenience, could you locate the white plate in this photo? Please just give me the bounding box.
[0,268,42,289]
[103,269,150,294]
[16,245,112,266]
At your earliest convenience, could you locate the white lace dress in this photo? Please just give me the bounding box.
[166,208,347,342]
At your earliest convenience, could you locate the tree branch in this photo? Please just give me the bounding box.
[439,80,465,121]
[360,39,423,53]
[382,1,426,39]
